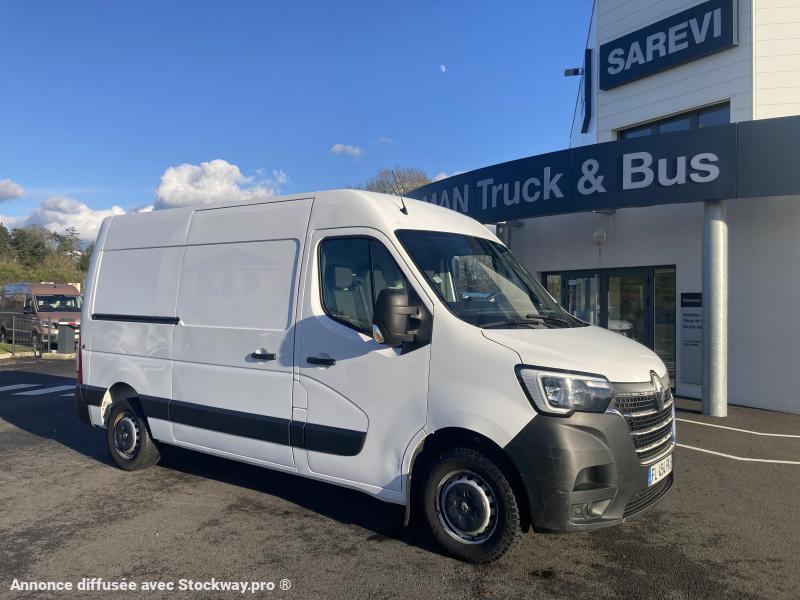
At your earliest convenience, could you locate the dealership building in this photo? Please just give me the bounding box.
[409,0,800,414]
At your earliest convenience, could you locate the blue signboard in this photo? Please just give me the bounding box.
[599,0,738,90]
[406,116,800,224]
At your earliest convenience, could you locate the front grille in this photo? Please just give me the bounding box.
[624,473,673,517]
[613,386,674,464]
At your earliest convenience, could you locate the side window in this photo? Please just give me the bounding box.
[319,237,410,333]
[320,238,374,332]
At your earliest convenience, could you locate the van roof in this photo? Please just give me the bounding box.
[100,189,496,250]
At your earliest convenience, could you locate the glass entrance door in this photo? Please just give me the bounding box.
[544,266,676,385]
[606,270,650,348]
[567,275,599,325]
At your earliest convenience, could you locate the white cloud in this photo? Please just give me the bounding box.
[330,143,363,160]
[155,159,287,209]
[432,170,465,182]
[376,137,393,146]
[1,196,125,241]
[0,178,24,202]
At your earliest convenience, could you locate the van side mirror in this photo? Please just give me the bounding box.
[372,289,430,347]
[23,305,34,314]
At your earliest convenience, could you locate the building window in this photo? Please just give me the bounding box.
[618,102,730,140]
[697,104,730,128]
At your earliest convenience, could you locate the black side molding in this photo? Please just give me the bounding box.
[92,314,180,325]
[137,395,170,421]
[170,400,291,446]
[76,386,367,457]
[303,422,365,456]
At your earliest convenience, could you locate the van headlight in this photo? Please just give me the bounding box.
[516,367,613,416]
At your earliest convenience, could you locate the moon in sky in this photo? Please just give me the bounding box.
[440,64,447,73]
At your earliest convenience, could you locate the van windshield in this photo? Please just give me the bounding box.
[396,230,585,329]
[35,294,82,312]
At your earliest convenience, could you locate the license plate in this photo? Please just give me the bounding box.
[648,454,672,486]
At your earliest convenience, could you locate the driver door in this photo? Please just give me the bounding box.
[295,228,431,492]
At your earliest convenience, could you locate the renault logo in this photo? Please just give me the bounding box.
[651,371,665,410]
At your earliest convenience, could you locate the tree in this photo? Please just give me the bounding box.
[0,224,92,285]
[54,226,81,263]
[0,223,11,258]
[10,226,51,267]
[79,241,95,272]
[363,166,431,195]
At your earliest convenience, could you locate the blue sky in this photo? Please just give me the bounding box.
[0,0,592,239]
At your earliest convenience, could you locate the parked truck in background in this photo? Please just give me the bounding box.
[0,282,82,348]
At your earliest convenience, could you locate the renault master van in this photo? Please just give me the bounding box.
[75,190,674,563]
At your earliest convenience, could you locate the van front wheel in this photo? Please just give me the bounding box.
[422,448,521,563]
[106,399,160,471]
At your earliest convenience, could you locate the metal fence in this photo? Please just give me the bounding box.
[0,312,48,357]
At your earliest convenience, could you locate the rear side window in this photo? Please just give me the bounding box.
[319,238,408,333]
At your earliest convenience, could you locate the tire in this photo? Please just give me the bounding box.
[106,399,161,471]
[422,447,521,563]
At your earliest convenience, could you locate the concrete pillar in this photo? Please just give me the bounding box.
[702,201,728,417]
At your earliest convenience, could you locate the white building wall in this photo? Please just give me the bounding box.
[595,0,753,140]
[752,1,800,119]
[726,195,800,413]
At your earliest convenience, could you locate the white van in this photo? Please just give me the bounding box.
[75,190,674,562]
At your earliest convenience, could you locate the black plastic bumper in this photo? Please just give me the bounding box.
[505,411,674,533]
[75,383,104,426]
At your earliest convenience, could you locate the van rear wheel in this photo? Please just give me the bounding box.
[106,399,160,471]
[422,448,521,563]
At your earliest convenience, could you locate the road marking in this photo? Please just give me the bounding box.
[13,384,75,396]
[0,384,38,392]
[676,418,800,439]
[676,443,800,465]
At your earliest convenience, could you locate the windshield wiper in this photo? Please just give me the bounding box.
[526,313,574,327]
[481,318,545,329]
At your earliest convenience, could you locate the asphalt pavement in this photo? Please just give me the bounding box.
[1,358,798,599]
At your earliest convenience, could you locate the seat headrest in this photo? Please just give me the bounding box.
[326,264,355,291]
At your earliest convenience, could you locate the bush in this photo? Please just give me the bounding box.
[0,257,85,285]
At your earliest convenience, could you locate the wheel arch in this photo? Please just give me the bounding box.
[101,382,153,437]
[406,427,531,532]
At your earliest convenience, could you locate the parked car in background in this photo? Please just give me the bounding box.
[0,283,82,346]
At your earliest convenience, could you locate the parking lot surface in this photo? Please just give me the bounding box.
[1,359,799,599]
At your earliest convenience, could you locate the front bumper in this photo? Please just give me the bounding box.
[505,409,674,533]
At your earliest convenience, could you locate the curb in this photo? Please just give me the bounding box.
[0,352,36,360]
[42,353,77,361]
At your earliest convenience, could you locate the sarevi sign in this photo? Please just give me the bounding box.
[599,0,738,90]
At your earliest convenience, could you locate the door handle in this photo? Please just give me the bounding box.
[251,350,276,361]
[307,356,336,366]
